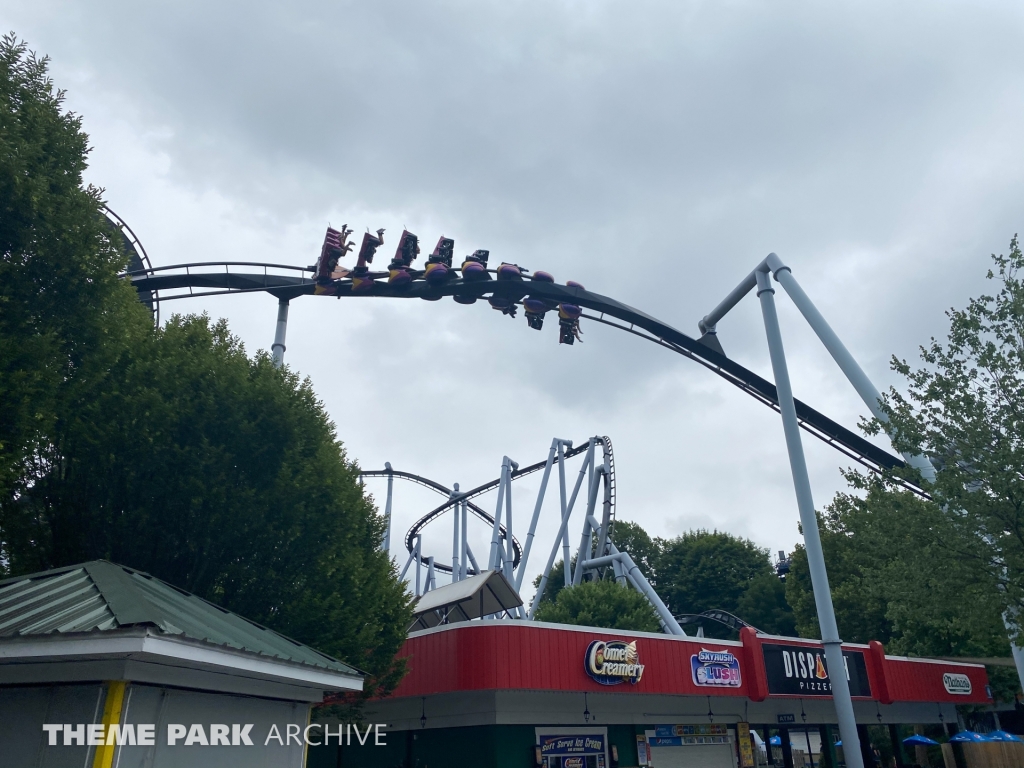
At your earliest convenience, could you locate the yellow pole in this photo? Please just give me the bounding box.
[91,681,127,768]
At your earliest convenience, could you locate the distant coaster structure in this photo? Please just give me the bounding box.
[122,220,943,768]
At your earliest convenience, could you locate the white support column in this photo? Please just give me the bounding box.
[383,462,394,555]
[517,441,560,591]
[756,269,864,768]
[451,483,461,584]
[425,557,436,593]
[530,442,593,618]
[559,443,573,586]
[414,535,423,598]
[572,466,604,586]
[488,458,509,571]
[504,461,516,584]
[271,298,290,368]
[460,500,469,580]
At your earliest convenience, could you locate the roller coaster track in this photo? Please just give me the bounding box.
[125,262,925,496]
[358,468,523,574]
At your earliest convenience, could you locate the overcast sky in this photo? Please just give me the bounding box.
[6,1,1024,592]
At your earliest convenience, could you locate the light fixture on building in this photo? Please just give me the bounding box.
[584,692,591,723]
[420,697,427,729]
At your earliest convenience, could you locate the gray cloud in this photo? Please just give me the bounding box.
[5,0,1024,588]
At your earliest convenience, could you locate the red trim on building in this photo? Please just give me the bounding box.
[739,627,768,702]
[867,640,892,705]
[388,622,991,706]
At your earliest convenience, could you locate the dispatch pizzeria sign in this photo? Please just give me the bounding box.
[762,643,872,697]
[585,640,644,685]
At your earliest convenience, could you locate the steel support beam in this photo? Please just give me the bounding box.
[517,441,561,590]
[572,466,605,586]
[451,483,461,583]
[271,297,290,368]
[460,500,469,580]
[383,462,394,554]
[559,442,573,586]
[488,458,510,571]
[530,442,594,618]
[504,460,517,584]
[765,254,936,483]
[756,269,863,768]
[580,550,685,636]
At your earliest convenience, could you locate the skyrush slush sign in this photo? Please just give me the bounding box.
[762,643,872,697]
[690,649,742,688]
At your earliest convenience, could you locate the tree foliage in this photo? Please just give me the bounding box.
[0,33,148,502]
[656,529,794,636]
[531,523,795,638]
[533,556,574,608]
[875,237,1024,626]
[533,578,661,633]
[0,37,412,704]
[611,519,659,577]
[786,475,1018,700]
[3,312,413,699]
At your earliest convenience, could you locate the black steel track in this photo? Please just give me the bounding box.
[362,436,617,573]
[358,468,522,574]
[126,264,925,496]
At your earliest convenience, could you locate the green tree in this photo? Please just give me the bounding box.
[786,475,1018,700]
[0,34,148,503]
[610,519,660,578]
[655,529,793,635]
[533,557,573,608]
[531,520,662,610]
[875,237,1024,628]
[0,36,413,705]
[736,572,796,636]
[2,315,413,700]
[533,578,661,632]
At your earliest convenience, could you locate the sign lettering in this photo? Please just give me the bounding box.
[942,673,972,695]
[585,640,644,685]
[762,643,871,697]
[691,648,742,688]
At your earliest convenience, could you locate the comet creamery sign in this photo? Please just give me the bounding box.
[585,640,644,685]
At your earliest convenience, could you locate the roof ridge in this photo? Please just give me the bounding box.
[0,560,363,676]
[83,561,161,627]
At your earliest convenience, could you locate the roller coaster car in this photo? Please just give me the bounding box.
[489,296,518,317]
[316,225,354,283]
[558,303,583,344]
[388,229,420,288]
[496,262,524,281]
[523,298,550,330]
[351,228,385,294]
[424,236,454,286]
[357,228,386,266]
[460,250,490,281]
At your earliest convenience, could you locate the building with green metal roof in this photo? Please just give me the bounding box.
[0,560,365,768]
